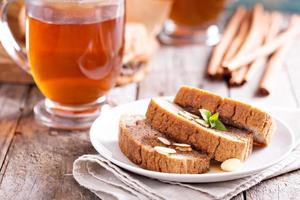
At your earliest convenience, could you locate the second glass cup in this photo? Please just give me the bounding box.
[0,0,125,129]
[160,0,228,45]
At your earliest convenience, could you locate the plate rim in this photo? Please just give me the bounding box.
[89,98,295,182]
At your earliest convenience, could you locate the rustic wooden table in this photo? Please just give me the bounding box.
[0,42,299,200]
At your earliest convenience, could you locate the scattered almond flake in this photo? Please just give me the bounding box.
[178,111,194,120]
[182,111,200,119]
[154,146,176,155]
[175,146,192,152]
[157,137,171,145]
[221,158,244,172]
[194,119,209,127]
[173,143,191,148]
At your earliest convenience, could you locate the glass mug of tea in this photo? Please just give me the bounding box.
[160,0,228,45]
[0,0,125,129]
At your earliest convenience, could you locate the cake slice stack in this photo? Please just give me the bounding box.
[119,86,276,174]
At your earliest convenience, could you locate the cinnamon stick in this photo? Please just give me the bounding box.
[226,13,251,85]
[229,5,266,86]
[229,66,249,86]
[223,13,250,66]
[223,4,265,73]
[224,15,300,71]
[257,42,291,96]
[244,12,282,83]
[257,16,298,96]
[207,6,247,77]
[218,13,250,78]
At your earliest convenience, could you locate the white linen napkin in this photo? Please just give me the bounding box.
[73,108,300,200]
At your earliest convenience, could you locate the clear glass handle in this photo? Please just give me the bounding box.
[0,0,29,73]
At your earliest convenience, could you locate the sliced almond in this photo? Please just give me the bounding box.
[178,111,194,120]
[178,111,200,120]
[182,111,200,119]
[175,146,192,152]
[154,146,176,155]
[194,118,209,128]
[173,143,191,148]
[157,137,171,145]
[221,158,244,172]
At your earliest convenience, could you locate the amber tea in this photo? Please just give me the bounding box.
[170,0,227,28]
[0,0,125,129]
[27,5,125,105]
[160,0,227,45]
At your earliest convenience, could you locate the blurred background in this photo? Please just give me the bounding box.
[233,0,300,12]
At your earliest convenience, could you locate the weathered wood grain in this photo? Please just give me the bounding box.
[202,78,229,97]
[246,170,300,200]
[0,87,99,200]
[0,81,137,199]
[0,62,33,84]
[0,84,29,171]
[107,83,138,106]
[138,45,229,100]
[138,45,218,98]
[197,47,229,97]
[285,40,300,107]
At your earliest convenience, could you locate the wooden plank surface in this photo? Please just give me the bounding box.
[138,45,210,98]
[0,84,28,171]
[0,62,33,84]
[0,87,98,200]
[246,170,300,200]
[0,85,137,200]
[285,39,300,106]
[0,41,299,199]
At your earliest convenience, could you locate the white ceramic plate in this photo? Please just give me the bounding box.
[90,98,295,183]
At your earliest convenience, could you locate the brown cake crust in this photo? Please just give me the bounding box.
[174,86,275,146]
[146,99,253,162]
[119,115,210,174]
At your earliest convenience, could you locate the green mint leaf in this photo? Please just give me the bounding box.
[199,109,211,123]
[214,120,227,131]
[209,112,219,122]
[209,120,216,128]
